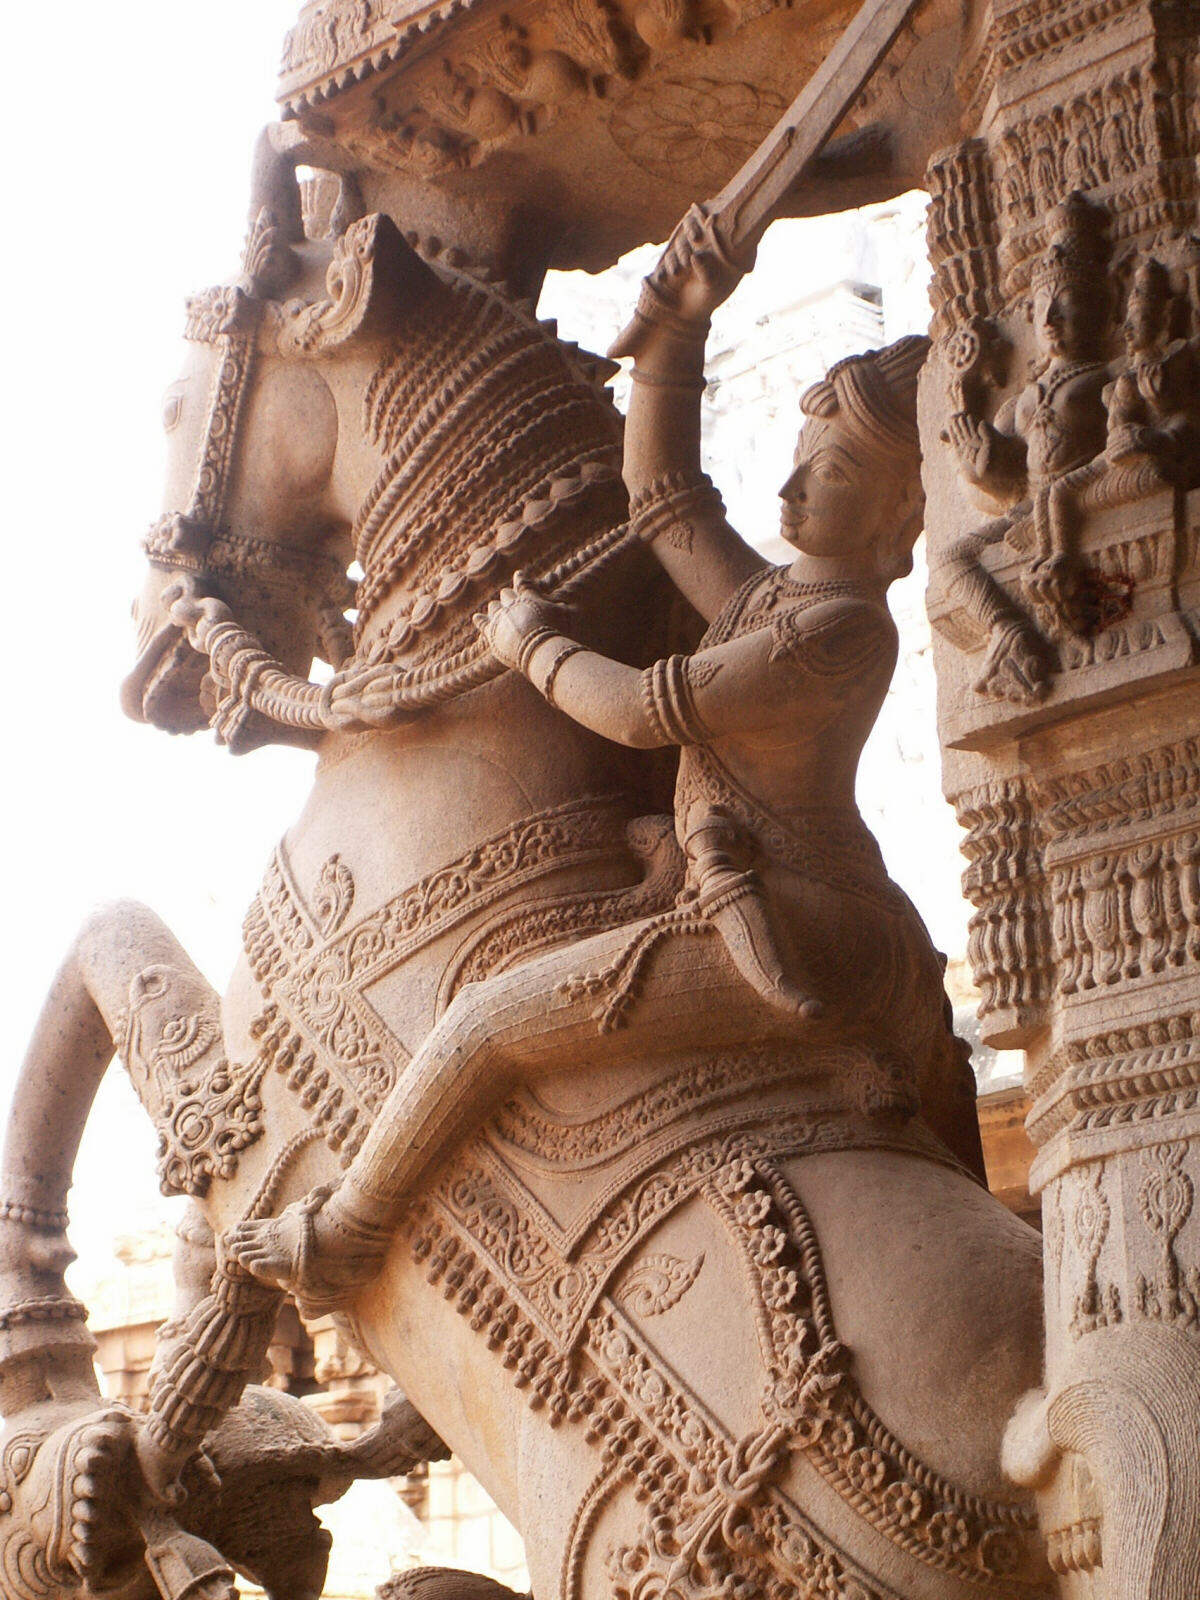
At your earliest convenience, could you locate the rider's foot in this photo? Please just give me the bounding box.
[223,1185,393,1314]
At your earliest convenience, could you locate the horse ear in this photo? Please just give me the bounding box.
[249,126,305,244]
[241,127,305,296]
[275,213,439,357]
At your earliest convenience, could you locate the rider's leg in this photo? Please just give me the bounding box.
[682,808,823,1022]
[225,920,753,1307]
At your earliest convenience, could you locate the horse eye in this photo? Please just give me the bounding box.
[163,392,184,432]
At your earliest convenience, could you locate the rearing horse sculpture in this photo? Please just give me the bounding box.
[0,139,1049,1600]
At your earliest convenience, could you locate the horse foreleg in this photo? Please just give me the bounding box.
[0,904,254,1596]
[0,902,281,1485]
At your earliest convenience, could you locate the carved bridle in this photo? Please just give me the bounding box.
[141,175,636,742]
[143,211,354,662]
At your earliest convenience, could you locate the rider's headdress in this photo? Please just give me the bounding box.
[799,334,929,469]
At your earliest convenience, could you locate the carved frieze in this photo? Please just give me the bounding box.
[955,776,1052,1041]
[953,734,1200,1057]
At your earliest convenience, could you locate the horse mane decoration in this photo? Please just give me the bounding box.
[131,136,632,745]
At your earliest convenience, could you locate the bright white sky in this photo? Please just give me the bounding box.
[0,4,973,1273]
[2,2,311,1261]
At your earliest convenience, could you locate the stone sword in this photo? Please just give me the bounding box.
[656,0,924,272]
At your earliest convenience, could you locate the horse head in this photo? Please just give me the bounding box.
[122,129,630,747]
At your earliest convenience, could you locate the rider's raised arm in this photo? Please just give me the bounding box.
[611,212,767,622]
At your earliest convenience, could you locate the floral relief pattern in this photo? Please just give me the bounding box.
[608,80,787,183]
[407,1134,1049,1599]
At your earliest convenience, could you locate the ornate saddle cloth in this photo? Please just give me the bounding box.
[399,1072,1051,1600]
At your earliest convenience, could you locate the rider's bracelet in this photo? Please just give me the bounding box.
[630,471,725,545]
[640,654,711,746]
[629,367,707,394]
[514,625,559,677]
[632,277,711,342]
[536,640,587,709]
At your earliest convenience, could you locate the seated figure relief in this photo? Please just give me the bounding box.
[1102,252,1200,491]
[931,196,1200,701]
[930,191,1112,704]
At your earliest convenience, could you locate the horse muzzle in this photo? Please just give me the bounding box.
[121,570,213,733]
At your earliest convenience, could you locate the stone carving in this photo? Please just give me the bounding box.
[955,777,1052,1039]
[380,1571,530,1600]
[930,192,1113,703]
[613,1252,705,1316]
[1068,1165,1120,1340]
[926,141,1003,340]
[119,962,271,1198]
[0,1358,444,1600]
[608,79,788,182]
[1102,255,1200,492]
[1135,1143,1199,1327]
[921,0,1200,1579]
[9,0,1200,1587]
[220,242,987,1315]
[0,124,1052,1598]
[274,0,967,273]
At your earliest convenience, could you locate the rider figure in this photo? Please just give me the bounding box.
[225,212,983,1312]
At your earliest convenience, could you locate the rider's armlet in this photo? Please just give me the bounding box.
[768,601,895,680]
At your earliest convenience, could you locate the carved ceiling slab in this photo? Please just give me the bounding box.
[277,0,963,268]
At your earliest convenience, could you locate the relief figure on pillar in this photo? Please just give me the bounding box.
[922,1,1200,1575]
[1101,252,1200,496]
[929,192,1112,704]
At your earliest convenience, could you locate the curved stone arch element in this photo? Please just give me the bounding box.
[1007,1324,1200,1597]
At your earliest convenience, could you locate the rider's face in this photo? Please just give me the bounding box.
[778,416,891,561]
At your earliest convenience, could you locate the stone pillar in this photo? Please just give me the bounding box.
[922,1,1200,1590]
